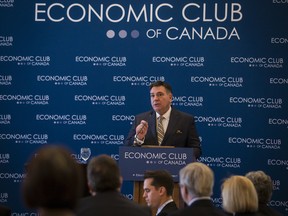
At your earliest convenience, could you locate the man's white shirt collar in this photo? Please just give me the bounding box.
[156,199,174,216]
[188,197,211,206]
[156,106,172,120]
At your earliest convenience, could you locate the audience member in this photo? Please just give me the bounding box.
[75,154,151,216]
[221,175,262,216]
[22,145,82,216]
[168,162,225,216]
[143,170,178,216]
[245,171,283,216]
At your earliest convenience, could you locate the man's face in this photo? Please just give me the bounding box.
[150,86,172,115]
[143,178,161,209]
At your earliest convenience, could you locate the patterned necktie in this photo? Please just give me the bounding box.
[157,116,164,145]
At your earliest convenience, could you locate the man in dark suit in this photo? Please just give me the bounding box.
[124,81,201,160]
[143,170,178,216]
[168,162,226,216]
[75,154,151,216]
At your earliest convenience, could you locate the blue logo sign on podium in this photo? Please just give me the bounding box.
[119,146,194,182]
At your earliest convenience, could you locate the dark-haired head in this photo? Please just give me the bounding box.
[149,81,173,94]
[87,154,121,193]
[22,145,82,210]
[144,170,174,196]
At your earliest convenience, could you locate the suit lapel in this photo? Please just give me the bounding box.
[148,111,158,144]
[162,109,178,144]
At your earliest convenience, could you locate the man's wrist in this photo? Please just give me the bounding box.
[134,135,145,145]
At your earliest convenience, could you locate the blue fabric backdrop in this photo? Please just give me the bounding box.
[0,0,287,214]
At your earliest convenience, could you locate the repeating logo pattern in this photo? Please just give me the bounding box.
[0,0,287,215]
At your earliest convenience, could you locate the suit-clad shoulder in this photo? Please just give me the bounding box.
[157,201,178,216]
[76,191,151,216]
[258,204,284,216]
[167,200,226,216]
[0,205,11,216]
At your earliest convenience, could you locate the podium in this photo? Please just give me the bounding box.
[119,146,195,213]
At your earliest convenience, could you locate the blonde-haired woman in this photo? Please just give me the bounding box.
[221,175,262,216]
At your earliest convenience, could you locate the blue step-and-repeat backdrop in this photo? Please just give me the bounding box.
[1,0,288,215]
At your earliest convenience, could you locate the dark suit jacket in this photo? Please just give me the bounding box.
[124,108,201,159]
[225,213,263,216]
[258,203,283,216]
[75,191,151,216]
[224,211,263,216]
[0,205,11,216]
[157,201,178,216]
[223,203,284,216]
[168,199,226,216]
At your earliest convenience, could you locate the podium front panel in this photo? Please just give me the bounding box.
[119,146,194,182]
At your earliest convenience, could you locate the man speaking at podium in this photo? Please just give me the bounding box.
[124,81,201,160]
